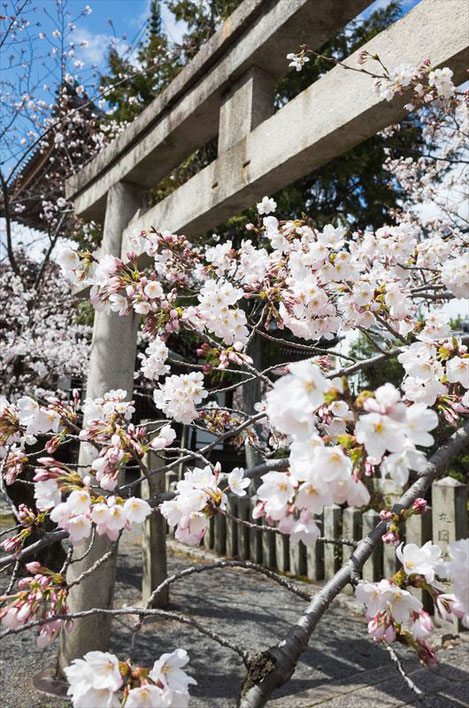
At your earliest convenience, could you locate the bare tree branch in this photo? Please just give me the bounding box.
[238,419,469,707]
[0,606,249,663]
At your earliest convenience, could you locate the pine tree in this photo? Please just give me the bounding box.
[149,0,162,39]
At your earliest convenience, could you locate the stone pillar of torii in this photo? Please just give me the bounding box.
[58,183,142,672]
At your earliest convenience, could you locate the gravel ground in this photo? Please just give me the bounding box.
[1,529,468,707]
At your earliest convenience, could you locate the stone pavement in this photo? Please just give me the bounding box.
[1,529,468,707]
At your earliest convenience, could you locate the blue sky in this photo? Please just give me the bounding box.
[70,0,187,68]
[23,0,187,71]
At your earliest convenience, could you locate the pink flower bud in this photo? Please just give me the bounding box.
[16,603,32,623]
[33,469,51,482]
[384,622,396,643]
[2,537,20,553]
[416,641,437,667]
[36,457,56,466]
[252,502,265,520]
[379,510,393,521]
[412,498,428,514]
[358,49,369,65]
[25,561,42,574]
[368,615,385,641]
[382,530,399,545]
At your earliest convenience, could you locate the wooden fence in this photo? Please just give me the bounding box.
[161,471,467,598]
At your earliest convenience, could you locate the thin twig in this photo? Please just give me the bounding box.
[67,543,117,589]
[144,559,312,609]
[0,606,249,663]
[215,507,357,547]
[385,643,427,705]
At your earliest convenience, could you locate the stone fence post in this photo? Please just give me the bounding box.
[141,442,168,609]
[432,477,467,629]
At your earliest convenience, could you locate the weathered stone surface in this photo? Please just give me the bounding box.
[432,477,467,630]
[362,509,382,582]
[262,526,277,569]
[341,506,361,594]
[289,539,307,577]
[405,506,432,609]
[276,532,290,573]
[324,505,342,578]
[249,497,263,563]
[432,477,468,555]
[218,66,274,154]
[237,496,251,560]
[58,182,143,674]
[214,511,227,555]
[307,513,324,582]
[141,448,168,609]
[225,494,239,557]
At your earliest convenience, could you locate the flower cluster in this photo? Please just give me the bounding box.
[366,58,456,109]
[1,504,46,555]
[33,459,151,544]
[153,372,208,425]
[139,336,170,380]
[160,464,226,545]
[355,578,435,663]
[356,538,469,663]
[260,364,441,543]
[257,360,368,543]
[398,340,469,412]
[65,648,196,707]
[80,389,142,491]
[356,384,439,487]
[0,394,78,487]
[0,561,71,647]
[0,256,90,399]
[47,486,151,544]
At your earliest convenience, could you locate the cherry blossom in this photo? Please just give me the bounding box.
[227,467,251,496]
[396,540,442,583]
[256,196,277,215]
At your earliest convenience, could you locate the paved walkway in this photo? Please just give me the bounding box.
[1,530,468,707]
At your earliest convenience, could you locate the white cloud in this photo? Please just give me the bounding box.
[74,27,132,68]
[73,27,114,66]
[161,3,187,45]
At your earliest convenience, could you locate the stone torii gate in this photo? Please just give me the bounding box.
[58,0,469,671]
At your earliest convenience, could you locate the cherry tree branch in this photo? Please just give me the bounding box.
[0,530,68,572]
[238,419,469,707]
[143,559,313,608]
[0,606,249,663]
